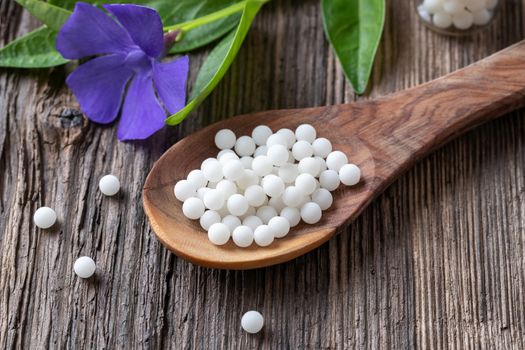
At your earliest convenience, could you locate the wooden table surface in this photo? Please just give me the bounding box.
[1,0,525,348]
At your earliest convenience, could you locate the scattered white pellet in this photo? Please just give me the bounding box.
[34,206,57,229]
[174,124,362,247]
[99,174,120,196]
[74,256,96,278]
[241,311,264,333]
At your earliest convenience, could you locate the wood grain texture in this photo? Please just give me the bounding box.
[1,0,525,348]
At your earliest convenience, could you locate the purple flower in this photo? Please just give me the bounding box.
[56,3,189,140]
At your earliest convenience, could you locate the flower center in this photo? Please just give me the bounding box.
[124,50,152,73]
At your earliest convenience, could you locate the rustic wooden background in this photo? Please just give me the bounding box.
[1,0,524,348]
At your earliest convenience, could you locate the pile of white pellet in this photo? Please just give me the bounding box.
[174,124,361,247]
[418,0,498,30]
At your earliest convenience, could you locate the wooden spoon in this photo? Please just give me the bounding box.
[144,40,525,269]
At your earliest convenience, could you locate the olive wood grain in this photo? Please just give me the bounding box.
[144,40,525,270]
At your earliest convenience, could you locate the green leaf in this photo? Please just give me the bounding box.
[0,26,67,68]
[15,0,71,31]
[321,0,385,94]
[166,0,266,126]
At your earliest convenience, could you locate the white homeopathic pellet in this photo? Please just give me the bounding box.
[256,205,278,224]
[74,256,96,279]
[232,226,254,247]
[201,158,223,182]
[268,216,290,238]
[312,137,332,158]
[215,129,236,149]
[282,186,304,208]
[312,188,333,210]
[301,202,322,224]
[295,173,317,195]
[182,197,205,220]
[227,194,249,216]
[216,179,237,197]
[326,151,348,172]
[33,206,57,229]
[241,311,264,334]
[99,174,120,196]
[292,140,314,161]
[298,157,320,177]
[186,169,207,189]
[251,155,273,177]
[223,159,244,181]
[174,180,196,202]
[222,215,242,232]
[295,124,316,143]
[267,144,289,166]
[262,174,285,198]
[266,133,288,148]
[203,189,225,211]
[244,185,267,207]
[243,215,263,231]
[235,136,256,157]
[200,210,221,231]
[208,223,231,245]
[277,128,296,148]
[254,225,274,246]
[280,207,301,227]
[339,164,361,186]
[236,170,259,190]
[319,170,340,191]
[252,125,272,146]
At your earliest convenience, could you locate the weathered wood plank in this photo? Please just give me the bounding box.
[1,0,524,348]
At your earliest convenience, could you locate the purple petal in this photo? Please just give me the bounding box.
[66,54,133,124]
[152,56,189,114]
[56,2,135,59]
[104,4,164,58]
[117,74,166,140]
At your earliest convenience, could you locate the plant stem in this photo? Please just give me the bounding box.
[163,1,247,32]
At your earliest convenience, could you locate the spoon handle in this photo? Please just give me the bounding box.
[336,40,525,180]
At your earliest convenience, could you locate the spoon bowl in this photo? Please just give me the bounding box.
[144,40,525,269]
